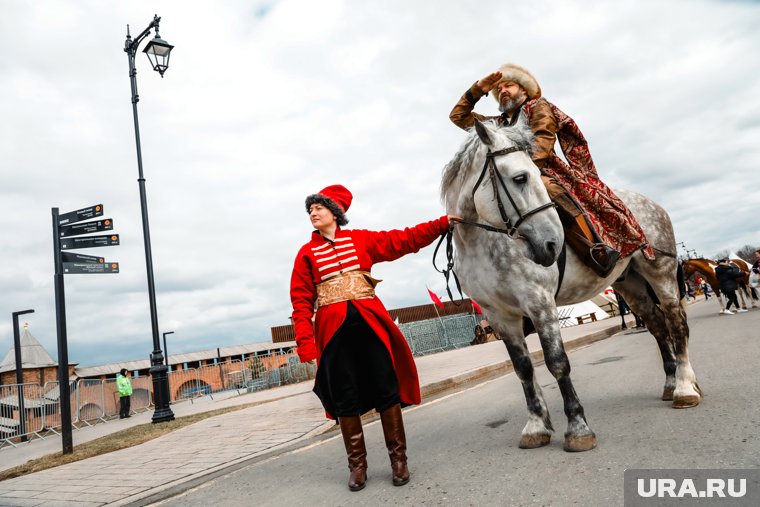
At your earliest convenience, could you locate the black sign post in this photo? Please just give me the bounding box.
[51,204,120,455]
[51,208,74,455]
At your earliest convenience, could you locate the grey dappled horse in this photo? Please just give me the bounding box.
[441,120,701,452]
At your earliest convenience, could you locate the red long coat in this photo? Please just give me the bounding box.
[290,216,449,408]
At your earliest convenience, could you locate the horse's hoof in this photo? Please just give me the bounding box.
[564,433,597,452]
[672,395,701,408]
[661,387,675,401]
[519,433,551,449]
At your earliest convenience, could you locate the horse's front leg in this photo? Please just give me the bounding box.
[531,306,597,452]
[495,318,554,449]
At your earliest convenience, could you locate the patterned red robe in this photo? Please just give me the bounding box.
[523,98,654,260]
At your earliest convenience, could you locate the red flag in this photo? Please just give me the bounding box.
[471,299,483,315]
[427,288,444,309]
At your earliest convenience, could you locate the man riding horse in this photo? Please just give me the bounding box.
[450,63,654,276]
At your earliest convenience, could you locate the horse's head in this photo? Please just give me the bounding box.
[442,119,563,267]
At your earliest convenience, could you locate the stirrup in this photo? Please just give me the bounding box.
[589,244,620,277]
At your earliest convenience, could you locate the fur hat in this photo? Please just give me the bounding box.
[493,63,542,100]
[305,184,352,226]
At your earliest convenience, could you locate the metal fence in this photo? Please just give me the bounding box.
[399,313,480,356]
[0,383,46,445]
[240,352,317,392]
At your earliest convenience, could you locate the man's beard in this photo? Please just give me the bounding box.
[498,94,526,114]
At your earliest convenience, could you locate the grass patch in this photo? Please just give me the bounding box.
[0,400,268,482]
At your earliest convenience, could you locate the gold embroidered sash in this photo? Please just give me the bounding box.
[316,271,381,308]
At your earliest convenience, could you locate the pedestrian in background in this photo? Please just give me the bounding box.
[116,368,132,419]
[614,291,631,330]
[290,184,456,491]
[698,278,712,300]
[715,258,746,315]
[684,283,695,302]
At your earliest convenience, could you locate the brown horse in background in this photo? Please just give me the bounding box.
[681,258,758,311]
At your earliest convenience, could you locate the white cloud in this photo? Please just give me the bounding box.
[1,0,759,366]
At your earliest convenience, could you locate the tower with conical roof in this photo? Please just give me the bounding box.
[0,323,76,386]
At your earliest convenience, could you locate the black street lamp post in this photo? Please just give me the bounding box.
[124,14,175,423]
[162,331,174,370]
[12,309,34,442]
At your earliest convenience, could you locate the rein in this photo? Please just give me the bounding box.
[651,246,677,258]
[433,145,557,302]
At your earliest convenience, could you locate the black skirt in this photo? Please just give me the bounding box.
[313,301,400,417]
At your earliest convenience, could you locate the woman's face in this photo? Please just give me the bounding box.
[309,204,337,231]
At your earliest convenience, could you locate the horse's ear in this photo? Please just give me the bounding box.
[474,120,493,146]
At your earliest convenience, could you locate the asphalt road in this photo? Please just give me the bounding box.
[157,301,759,506]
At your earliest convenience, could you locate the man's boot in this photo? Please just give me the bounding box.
[338,416,367,491]
[589,243,621,278]
[379,403,410,486]
[549,186,620,278]
[562,213,620,277]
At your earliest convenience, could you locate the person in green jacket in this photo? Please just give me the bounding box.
[117,368,133,419]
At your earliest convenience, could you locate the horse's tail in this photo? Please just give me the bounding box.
[677,262,688,313]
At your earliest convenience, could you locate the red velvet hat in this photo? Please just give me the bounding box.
[305,184,353,226]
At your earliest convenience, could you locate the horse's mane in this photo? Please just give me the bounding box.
[440,119,534,205]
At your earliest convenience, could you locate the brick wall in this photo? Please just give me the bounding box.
[0,365,76,386]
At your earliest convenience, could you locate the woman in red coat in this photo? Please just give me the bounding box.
[290,184,452,492]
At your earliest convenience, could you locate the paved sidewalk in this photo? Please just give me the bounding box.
[0,312,653,507]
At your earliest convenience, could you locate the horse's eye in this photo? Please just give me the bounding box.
[513,174,527,184]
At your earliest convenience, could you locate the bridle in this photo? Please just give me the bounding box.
[466,145,556,237]
[433,144,557,301]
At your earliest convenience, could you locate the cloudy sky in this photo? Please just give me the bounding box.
[1,0,758,367]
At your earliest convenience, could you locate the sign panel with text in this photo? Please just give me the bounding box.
[60,252,104,264]
[58,205,104,226]
[60,234,120,250]
[59,219,113,238]
[62,262,119,274]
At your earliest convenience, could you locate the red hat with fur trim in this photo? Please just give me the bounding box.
[305,184,353,226]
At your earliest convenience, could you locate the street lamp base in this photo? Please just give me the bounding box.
[152,406,175,423]
[149,357,175,423]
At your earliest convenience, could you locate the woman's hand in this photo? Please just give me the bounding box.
[448,215,463,225]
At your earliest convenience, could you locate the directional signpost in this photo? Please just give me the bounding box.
[52,204,120,455]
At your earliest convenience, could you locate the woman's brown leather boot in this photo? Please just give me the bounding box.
[338,416,367,491]
[380,404,410,486]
